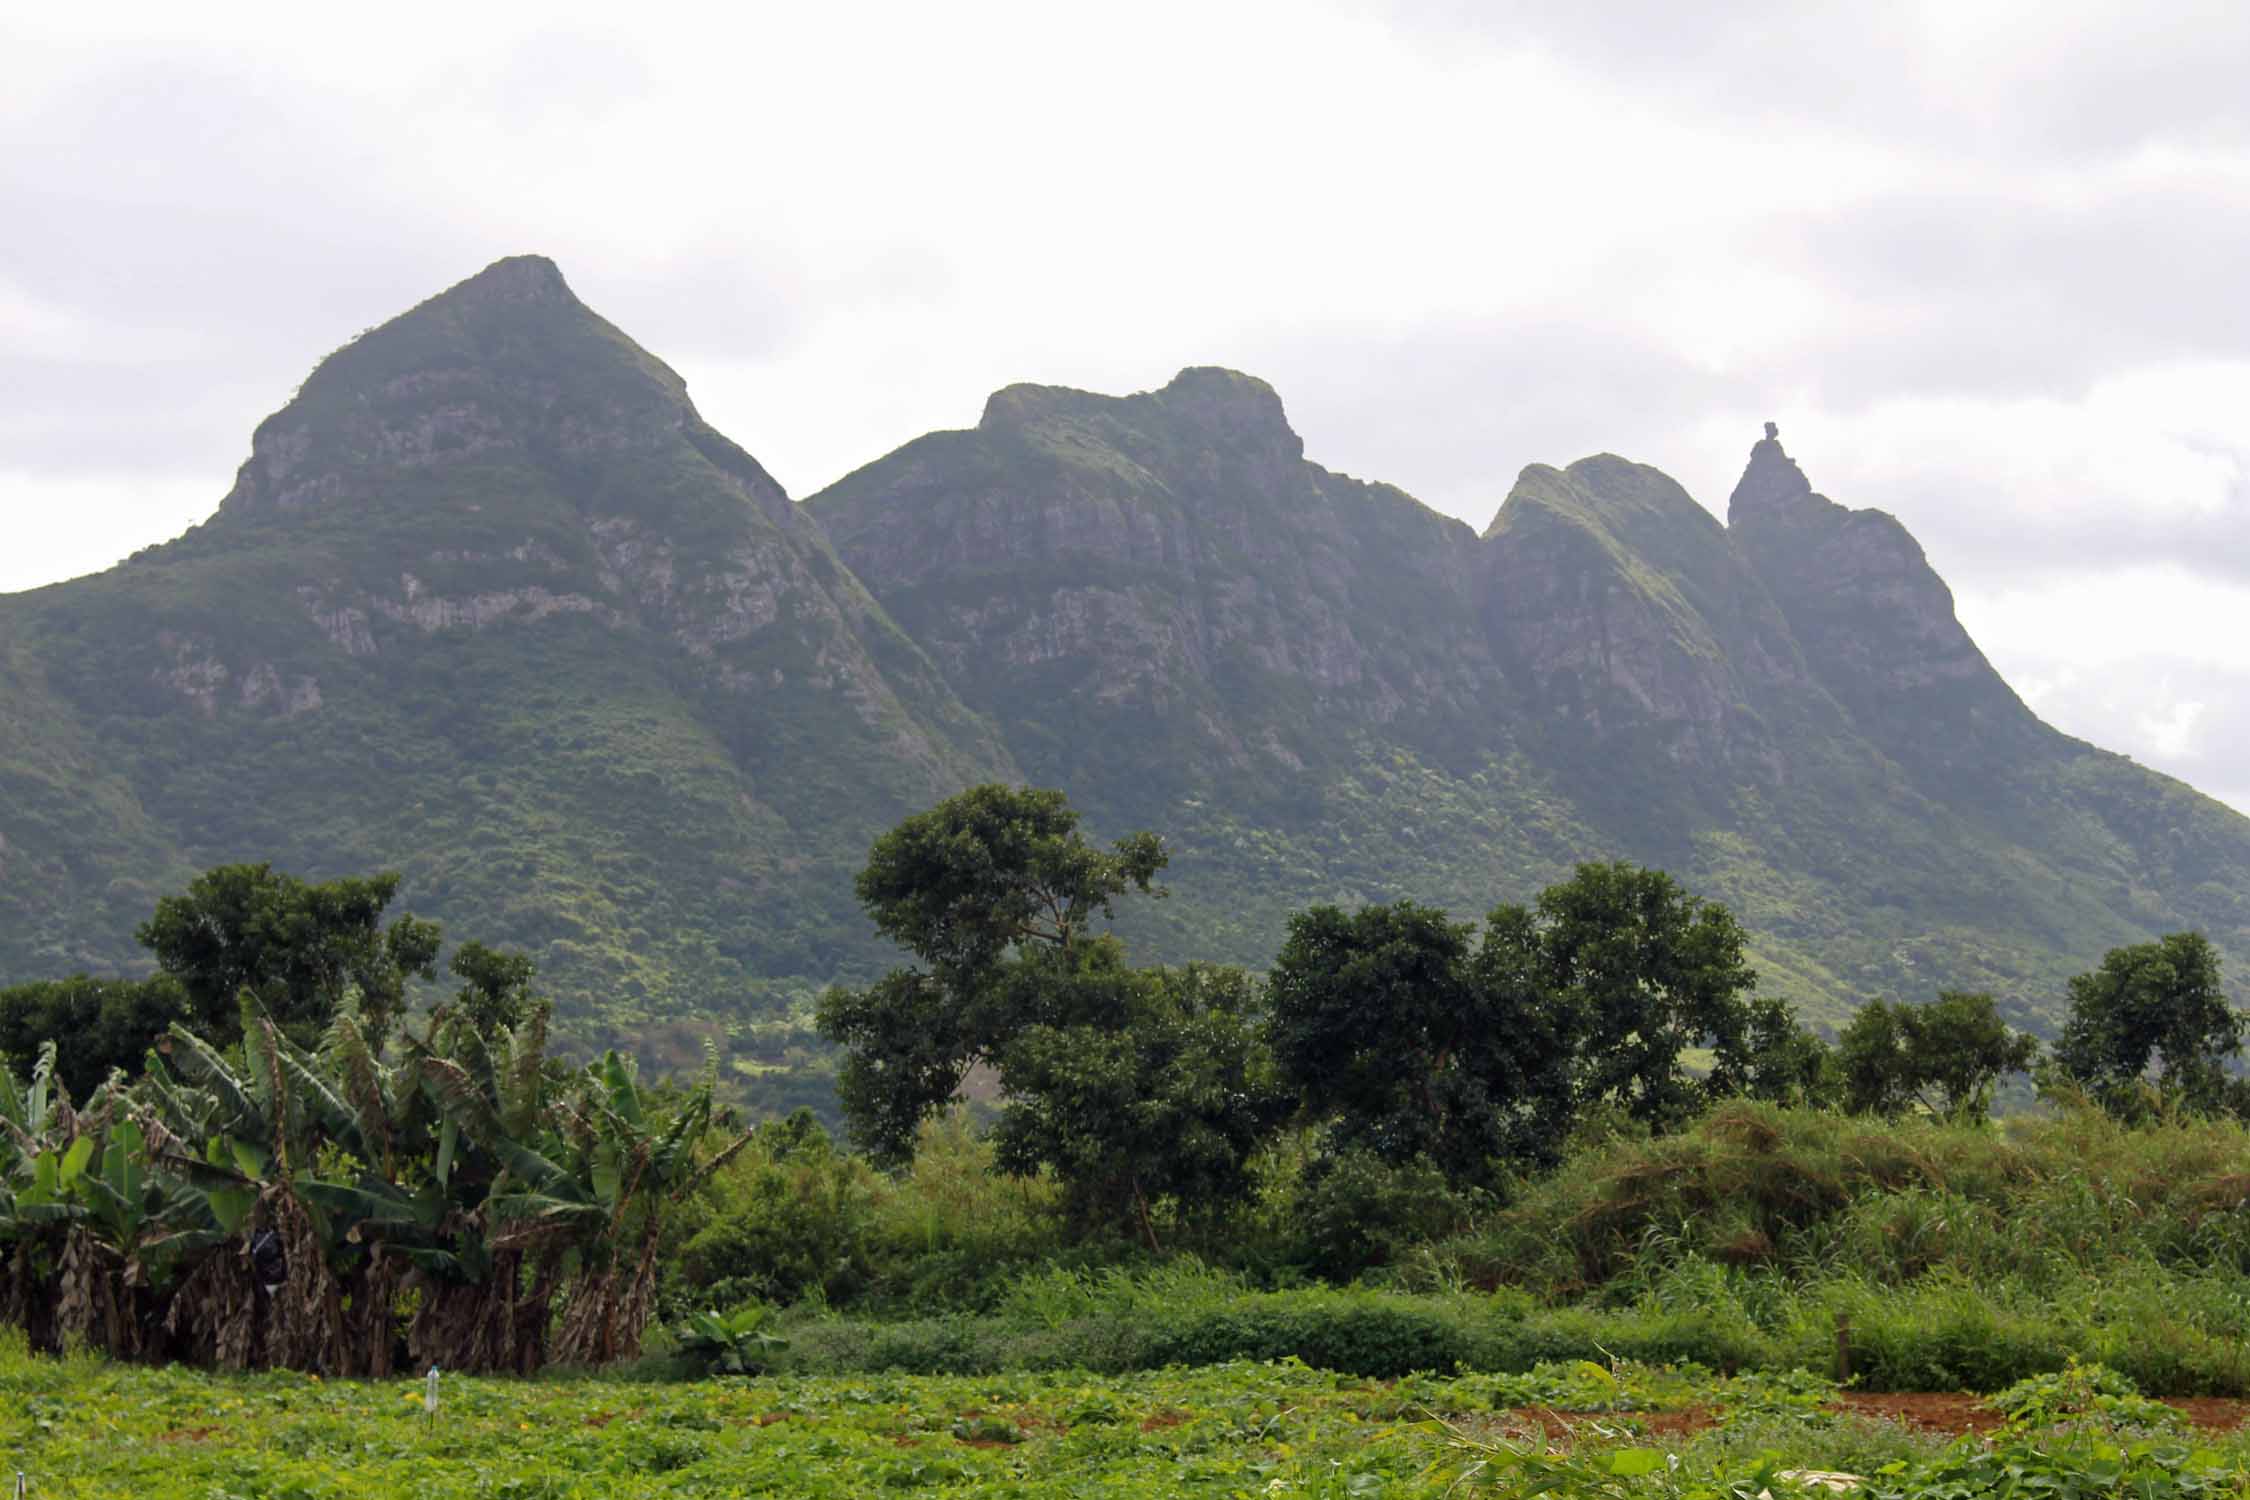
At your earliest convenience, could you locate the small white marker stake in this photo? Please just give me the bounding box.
[424,1365,441,1425]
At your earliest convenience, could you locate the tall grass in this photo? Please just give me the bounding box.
[1451,1100,2250,1297]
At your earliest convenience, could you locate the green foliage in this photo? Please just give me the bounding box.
[850,782,1167,993]
[1287,1147,1488,1281]
[818,783,1172,1167]
[678,1111,882,1307]
[0,972,191,1098]
[672,1303,787,1375]
[820,786,1284,1241]
[135,862,441,1043]
[1528,862,1765,1132]
[1988,1360,2184,1433]
[1268,900,1576,1188]
[987,958,1290,1245]
[1269,864,1802,1193]
[2052,933,2242,1118]
[0,999,746,1374]
[447,940,539,1034]
[1837,990,2040,1121]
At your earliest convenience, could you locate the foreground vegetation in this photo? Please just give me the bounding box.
[659,1102,2250,1398]
[10,1333,2250,1497]
[7,785,2250,1430]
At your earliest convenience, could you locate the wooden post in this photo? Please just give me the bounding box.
[1834,1313,1852,1385]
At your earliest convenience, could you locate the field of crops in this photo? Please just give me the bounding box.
[11,1342,2250,1498]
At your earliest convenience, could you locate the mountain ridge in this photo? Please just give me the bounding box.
[4,257,2245,1074]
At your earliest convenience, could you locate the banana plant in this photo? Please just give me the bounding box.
[549,1047,752,1366]
[0,1045,86,1350]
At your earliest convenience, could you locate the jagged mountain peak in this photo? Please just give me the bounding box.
[210,254,773,529]
[10,265,2250,1071]
[975,366,1304,463]
[1484,453,1716,544]
[445,253,574,305]
[1726,426,1818,527]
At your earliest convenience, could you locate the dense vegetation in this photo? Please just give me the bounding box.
[7,785,2249,1422]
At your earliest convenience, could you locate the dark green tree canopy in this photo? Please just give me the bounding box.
[1524,861,1763,1132]
[2052,933,2239,1117]
[1837,990,2038,1121]
[820,787,1279,1241]
[135,863,441,1042]
[852,783,1166,989]
[990,958,1289,1247]
[822,786,1288,1210]
[1267,900,1576,1187]
[821,784,1169,1167]
[448,941,540,1035]
[0,974,191,1099]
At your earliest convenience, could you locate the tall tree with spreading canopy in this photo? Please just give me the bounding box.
[1838,991,2037,1121]
[135,863,442,1043]
[1526,861,1764,1132]
[2051,933,2240,1118]
[1266,901,1576,1188]
[817,785,1278,1242]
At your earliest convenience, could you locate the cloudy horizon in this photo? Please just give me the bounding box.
[5,0,2244,812]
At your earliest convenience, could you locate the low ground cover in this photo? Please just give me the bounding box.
[10,1343,2250,1498]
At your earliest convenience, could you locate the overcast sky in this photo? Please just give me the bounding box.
[5,1,2245,812]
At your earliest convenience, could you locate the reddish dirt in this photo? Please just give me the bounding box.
[158,1426,222,1443]
[1835,1393,2003,1435]
[1139,1409,1190,1432]
[2165,1398,2250,1431]
[1505,1395,2250,1444]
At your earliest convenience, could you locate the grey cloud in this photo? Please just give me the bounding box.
[1237,320,1762,528]
[0,353,270,479]
[2013,654,2250,817]
[1363,0,2250,156]
[1885,471,2249,590]
[1781,182,2250,405]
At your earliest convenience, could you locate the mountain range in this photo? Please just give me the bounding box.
[4,256,2244,1077]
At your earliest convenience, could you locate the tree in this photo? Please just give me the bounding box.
[1524,861,1764,1132]
[1266,901,1576,1188]
[2051,933,2240,1118]
[1837,991,2037,1121]
[448,941,539,1034]
[990,959,1289,1248]
[0,974,192,1098]
[1739,995,1840,1109]
[135,863,442,1043]
[818,786,1284,1241]
[817,785,1167,1168]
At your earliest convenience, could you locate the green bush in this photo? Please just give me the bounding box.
[677,1111,881,1307]
[1287,1148,1485,1280]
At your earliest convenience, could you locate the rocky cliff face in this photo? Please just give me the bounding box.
[5,258,2247,1059]
[1479,455,1821,775]
[0,258,1013,1041]
[1728,434,2045,777]
[813,367,1509,798]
